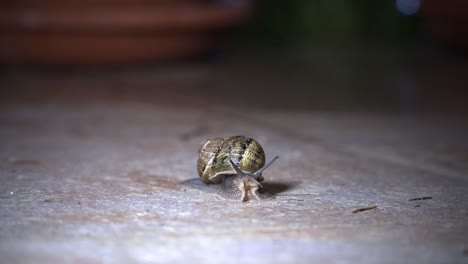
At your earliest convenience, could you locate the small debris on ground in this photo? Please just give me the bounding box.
[408,196,432,201]
[352,205,378,214]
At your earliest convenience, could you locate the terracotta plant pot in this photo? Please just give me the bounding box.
[0,0,252,65]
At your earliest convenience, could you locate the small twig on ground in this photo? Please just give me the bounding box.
[352,205,377,214]
[408,196,432,201]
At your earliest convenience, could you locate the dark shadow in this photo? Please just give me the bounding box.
[180,178,301,196]
[179,178,206,188]
[261,181,301,195]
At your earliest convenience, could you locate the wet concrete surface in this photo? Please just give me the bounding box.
[0,101,467,263]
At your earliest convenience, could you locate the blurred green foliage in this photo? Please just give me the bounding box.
[233,0,420,44]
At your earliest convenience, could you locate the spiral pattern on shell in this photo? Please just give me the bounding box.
[197,136,266,184]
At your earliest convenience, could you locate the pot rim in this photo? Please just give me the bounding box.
[0,3,252,32]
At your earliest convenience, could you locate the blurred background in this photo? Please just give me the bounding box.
[1,0,468,113]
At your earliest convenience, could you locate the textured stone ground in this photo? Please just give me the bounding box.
[1,43,468,263]
[0,101,467,263]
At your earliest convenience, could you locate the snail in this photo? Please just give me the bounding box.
[184,136,279,202]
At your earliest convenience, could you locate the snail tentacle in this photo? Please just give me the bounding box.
[252,155,280,178]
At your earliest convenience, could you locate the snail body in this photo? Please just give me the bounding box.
[195,136,279,202]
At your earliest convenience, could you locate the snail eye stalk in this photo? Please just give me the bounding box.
[252,155,279,178]
[229,159,246,176]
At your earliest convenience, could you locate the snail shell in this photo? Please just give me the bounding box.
[197,136,266,184]
[193,135,279,202]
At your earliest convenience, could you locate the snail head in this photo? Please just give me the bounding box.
[228,155,279,201]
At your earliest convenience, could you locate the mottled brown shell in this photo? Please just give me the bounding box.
[197,136,266,184]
